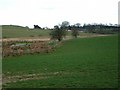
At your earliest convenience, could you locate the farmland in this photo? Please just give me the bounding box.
[2,25,108,39]
[1,0,119,88]
[2,25,51,38]
[2,35,118,88]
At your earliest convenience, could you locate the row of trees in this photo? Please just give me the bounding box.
[34,21,120,42]
[82,24,119,34]
[50,21,80,41]
[34,22,119,33]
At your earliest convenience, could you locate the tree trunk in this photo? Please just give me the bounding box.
[58,38,62,42]
[75,35,77,38]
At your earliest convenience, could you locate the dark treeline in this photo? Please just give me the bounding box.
[61,23,119,34]
[34,21,120,34]
[82,24,119,34]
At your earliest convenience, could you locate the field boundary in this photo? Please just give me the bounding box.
[1,34,111,42]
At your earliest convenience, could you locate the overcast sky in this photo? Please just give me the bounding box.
[0,0,119,28]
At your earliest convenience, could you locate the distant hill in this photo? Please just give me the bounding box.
[2,25,50,38]
[2,25,29,31]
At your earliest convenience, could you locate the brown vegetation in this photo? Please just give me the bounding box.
[2,40,54,58]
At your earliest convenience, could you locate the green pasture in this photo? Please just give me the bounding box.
[2,25,103,38]
[2,25,51,38]
[2,35,118,88]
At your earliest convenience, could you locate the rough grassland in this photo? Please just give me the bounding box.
[3,35,118,88]
[2,25,51,38]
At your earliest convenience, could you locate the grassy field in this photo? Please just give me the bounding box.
[2,35,118,88]
[2,25,51,38]
[2,25,105,38]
